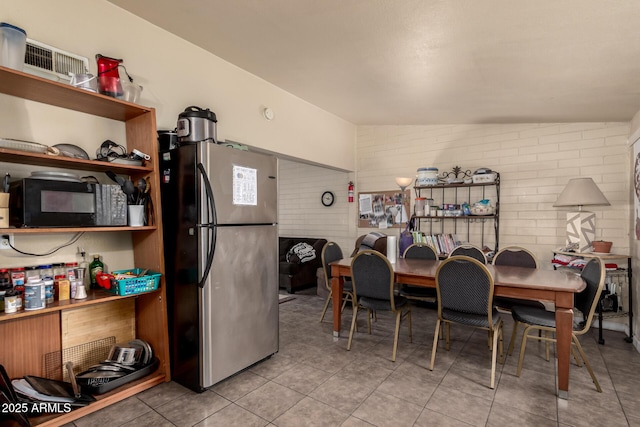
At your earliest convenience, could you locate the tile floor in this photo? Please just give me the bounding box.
[69,288,640,426]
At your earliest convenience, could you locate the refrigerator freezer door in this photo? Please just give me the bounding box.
[200,143,277,225]
[200,224,279,387]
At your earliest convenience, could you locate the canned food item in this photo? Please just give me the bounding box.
[24,278,45,310]
[65,262,78,280]
[4,289,18,313]
[10,267,25,286]
[52,263,66,279]
[44,279,54,304]
[38,264,53,280]
[25,266,40,281]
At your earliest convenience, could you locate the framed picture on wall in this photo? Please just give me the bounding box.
[358,190,410,228]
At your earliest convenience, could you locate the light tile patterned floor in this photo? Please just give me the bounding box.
[70,288,640,426]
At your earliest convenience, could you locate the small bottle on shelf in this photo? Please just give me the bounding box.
[89,255,104,289]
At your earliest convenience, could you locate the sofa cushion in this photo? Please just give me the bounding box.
[279,238,294,261]
[286,242,317,263]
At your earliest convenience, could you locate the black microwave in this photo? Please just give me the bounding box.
[9,178,97,227]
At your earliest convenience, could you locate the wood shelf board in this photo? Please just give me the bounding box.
[0,289,160,323]
[0,312,60,378]
[0,66,153,122]
[0,226,156,234]
[31,372,167,427]
[0,147,153,174]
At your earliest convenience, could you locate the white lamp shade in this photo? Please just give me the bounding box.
[553,177,610,208]
[395,177,413,189]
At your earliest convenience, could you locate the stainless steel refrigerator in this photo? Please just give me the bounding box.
[160,141,279,392]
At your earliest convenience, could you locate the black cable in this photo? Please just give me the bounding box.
[5,232,85,256]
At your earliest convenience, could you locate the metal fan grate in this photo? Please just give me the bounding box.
[23,38,89,82]
[44,336,116,381]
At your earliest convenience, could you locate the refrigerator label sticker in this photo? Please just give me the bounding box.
[232,165,258,205]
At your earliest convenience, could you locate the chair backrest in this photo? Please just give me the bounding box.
[403,243,437,260]
[449,244,487,264]
[493,246,538,269]
[435,256,495,322]
[574,257,606,334]
[321,242,344,291]
[351,232,387,256]
[351,250,396,307]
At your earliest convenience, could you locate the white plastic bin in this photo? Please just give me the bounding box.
[0,22,27,71]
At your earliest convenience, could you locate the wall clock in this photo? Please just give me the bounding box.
[321,191,335,207]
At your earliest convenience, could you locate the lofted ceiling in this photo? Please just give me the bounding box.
[108,0,640,125]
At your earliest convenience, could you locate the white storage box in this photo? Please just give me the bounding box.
[472,173,496,184]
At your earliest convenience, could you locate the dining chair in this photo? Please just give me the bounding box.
[449,244,487,264]
[508,257,605,392]
[319,242,355,322]
[492,246,546,312]
[348,250,412,362]
[398,243,438,303]
[430,255,504,389]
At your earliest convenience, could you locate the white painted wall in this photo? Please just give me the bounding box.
[0,0,355,271]
[278,160,355,256]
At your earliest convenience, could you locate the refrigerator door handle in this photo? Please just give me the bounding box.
[196,163,216,288]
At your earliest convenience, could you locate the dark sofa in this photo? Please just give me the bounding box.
[279,237,327,293]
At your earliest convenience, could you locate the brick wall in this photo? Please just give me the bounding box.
[356,123,631,267]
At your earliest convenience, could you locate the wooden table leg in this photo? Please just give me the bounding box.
[555,305,573,399]
[332,274,343,337]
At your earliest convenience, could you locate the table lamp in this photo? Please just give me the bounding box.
[553,177,610,252]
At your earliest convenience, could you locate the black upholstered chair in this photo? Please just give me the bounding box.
[492,246,546,312]
[508,257,605,392]
[348,250,412,361]
[430,256,504,389]
[319,242,355,322]
[449,244,487,264]
[398,243,438,303]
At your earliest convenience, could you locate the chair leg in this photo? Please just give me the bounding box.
[508,321,519,355]
[430,318,441,370]
[366,308,372,334]
[319,290,332,322]
[572,335,602,392]
[571,345,583,367]
[445,322,451,351]
[341,295,348,312]
[498,321,505,364]
[490,323,500,389]
[392,310,402,362]
[407,308,413,343]
[347,305,359,351]
[516,325,533,377]
[544,330,550,362]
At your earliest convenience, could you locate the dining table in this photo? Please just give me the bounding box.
[330,257,586,399]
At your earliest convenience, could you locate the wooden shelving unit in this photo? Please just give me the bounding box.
[414,172,500,255]
[0,66,169,426]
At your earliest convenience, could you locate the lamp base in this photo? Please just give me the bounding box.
[566,211,596,252]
